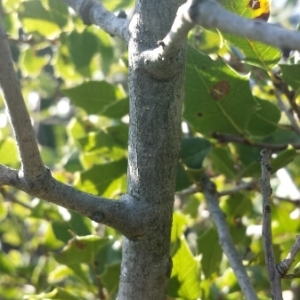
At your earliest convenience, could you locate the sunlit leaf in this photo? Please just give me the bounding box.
[74,158,127,195]
[54,235,108,265]
[0,137,19,167]
[63,81,124,115]
[220,0,280,68]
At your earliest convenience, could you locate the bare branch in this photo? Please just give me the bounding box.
[276,235,300,278]
[259,149,283,300]
[211,132,300,151]
[218,180,259,197]
[60,0,129,41]
[0,187,33,210]
[201,175,258,300]
[0,20,45,180]
[0,16,145,239]
[189,0,300,51]
[177,180,258,197]
[0,164,144,239]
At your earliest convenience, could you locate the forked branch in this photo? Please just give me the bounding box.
[0,15,141,239]
[146,0,300,66]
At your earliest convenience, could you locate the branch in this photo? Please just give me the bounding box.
[201,175,258,300]
[259,149,283,300]
[0,164,144,239]
[218,180,259,197]
[0,19,45,180]
[141,0,300,79]
[188,0,300,51]
[211,132,300,151]
[0,17,144,239]
[177,180,258,197]
[276,235,300,278]
[60,0,129,41]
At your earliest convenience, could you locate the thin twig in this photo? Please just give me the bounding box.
[176,180,258,197]
[0,16,46,179]
[276,235,300,278]
[273,195,300,207]
[259,149,283,300]
[0,188,33,210]
[211,132,300,150]
[218,180,259,197]
[275,91,300,136]
[201,174,258,300]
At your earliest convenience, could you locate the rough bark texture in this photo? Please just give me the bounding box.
[118,0,186,299]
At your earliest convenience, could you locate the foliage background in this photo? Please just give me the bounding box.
[0,0,300,299]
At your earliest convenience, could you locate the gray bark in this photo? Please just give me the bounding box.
[118,0,186,299]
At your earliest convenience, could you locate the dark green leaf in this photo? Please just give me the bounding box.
[181,137,211,169]
[280,64,300,91]
[184,47,257,136]
[210,147,236,179]
[197,227,222,278]
[100,263,120,297]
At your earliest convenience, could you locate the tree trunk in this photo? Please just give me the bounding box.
[118,0,186,299]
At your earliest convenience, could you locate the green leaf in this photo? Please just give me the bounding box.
[68,29,98,76]
[175,163,194,192]
[220,193,253,219]
[100,263,120,297]
[264,127,300,145]
[197,228,222,278]
[280,64,300,91]
[101,0,135,11]
[246,98,281,137]
[94,239,122,274]
[100,98,129,118]
[63,81,124,115]
[0,137,19,167]
[52,212,92,243]
[220,0,280,68]
[24,287,84,300]
[210,146,236,179]
[184,47,257,136]
[54,235,108,265]
[271,148,298,172]
[20,47,49,77]
[170,213,201,297]
[19,0,68,36]
[0,197,8,222]
[169,238,200,300]
[0,252,14,275]
[74,158,127,195]
[78,128,127,155]
[181,137,211,169]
